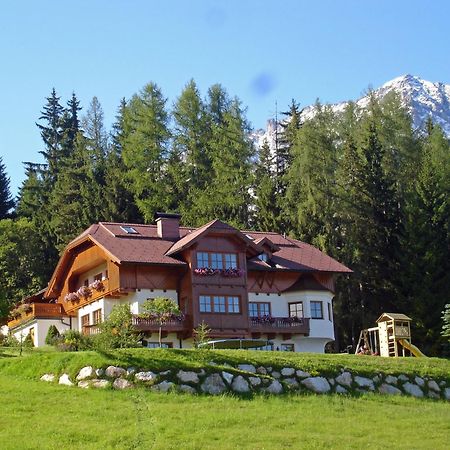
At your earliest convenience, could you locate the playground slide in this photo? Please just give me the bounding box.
[398,339,426,357]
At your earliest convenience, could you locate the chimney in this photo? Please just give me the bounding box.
[155,212,181,240]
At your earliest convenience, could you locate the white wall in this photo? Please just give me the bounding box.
[75,263,108,289]
[128,289,178,315]
[248,290,335,349]
[13,319,71,347]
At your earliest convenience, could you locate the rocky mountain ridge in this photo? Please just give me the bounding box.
[252,75,450,151]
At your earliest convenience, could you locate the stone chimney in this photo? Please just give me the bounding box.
[155,212,181,240]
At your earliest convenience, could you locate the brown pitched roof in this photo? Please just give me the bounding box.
[59,220,351,274]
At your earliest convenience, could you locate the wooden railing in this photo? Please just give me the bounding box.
[82,325,101,336]
[8,303,65,329]
[132,315,190,332]
[249,316,310,335]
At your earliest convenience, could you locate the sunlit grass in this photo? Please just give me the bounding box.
[1,375,449,449]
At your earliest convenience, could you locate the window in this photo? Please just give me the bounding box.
[289,302,304,318]
[83,279,89,287]
[197,252,209,269]
[280,343,294,352]
[200,295,240,314]
[199,295,212,313]
[258,253,269,262]
[146,342,173,348]
[94,273,102,281]
[81,314,89,327]
[225,253,237,269]
[92,309,102,325]
[213,296,226,313]
[210,253,223,269]
[249,302,270,317]
[327,303,332,322]
[310,301,323,319]
[120,226,138,234]
[227,296,240,313]
[196,252,238,269]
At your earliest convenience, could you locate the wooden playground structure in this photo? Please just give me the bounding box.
[355,313,425,357]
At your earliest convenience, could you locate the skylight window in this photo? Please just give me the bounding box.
[258,253,269,262]
[120,226,139,234]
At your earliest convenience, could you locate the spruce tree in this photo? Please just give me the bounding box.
[0,157,14,218]
[121,82,171,222]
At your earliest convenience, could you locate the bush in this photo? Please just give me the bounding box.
[23,332,34,348]
[57,330,92,352]
[2,333,19,347]
[94,304,141,350]
[45,325,60,345]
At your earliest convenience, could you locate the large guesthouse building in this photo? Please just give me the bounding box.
[7,213,351,352]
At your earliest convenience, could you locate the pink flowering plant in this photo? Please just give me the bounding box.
[194,267,244,277]
[64,292,80,303]
[77,285,92,299]
[90,279,105,291]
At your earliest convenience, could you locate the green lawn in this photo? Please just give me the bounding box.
[1,374,449,449]
[1,348,450,449]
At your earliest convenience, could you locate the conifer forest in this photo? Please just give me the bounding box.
[0,80,449,355]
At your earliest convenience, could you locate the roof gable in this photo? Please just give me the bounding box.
[166,219,263,257]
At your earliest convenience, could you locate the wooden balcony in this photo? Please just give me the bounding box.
[8,303,66,329]
[249,316,310,337]
[132,315,191,334]
[82,324,101,336]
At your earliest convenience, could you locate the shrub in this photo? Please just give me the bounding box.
[57,330,92,351]
[94,304,141,350]
[23,332,34,348]
[193,321,211,349]
[45,325,60,345]
[2,333,19,347]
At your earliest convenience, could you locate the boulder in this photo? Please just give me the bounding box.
[152,381,174,392]
[256,366,267,375]
[105,366,127,378]
[222,371,234,385]
[373,375,381,384]
[428,391,440,399]
[301,377,331,394]
[76,366,94,381]
[283,378,299,389]
[58,374,73,386]
[296,370,311,379]
[335,385,348,394]
[201,374,227,395]
[113,378,133,390]
[249,377,262,387]
[335,372,352,387]
[271,371,281,379]
[91,379,109,389]
[238,364,256,373]
[328,378,335,386]
[403,382,423,398]
[231,376,250,393]
[127,367,137,376]
[414,376,425,387]
[354,376,375,390]
[444,388,450,400]
[265,380,283,394]
[428,380,440,392]
[95,368,105,377]
[135,371,157,382]
[398,374,409,382]
[179,384,197,394]
[378,384,402,396]
[78,381,91,389]
[385,375,397,385]
[40,374,55,382]
[281,367,295,377]
[177,370,199,384]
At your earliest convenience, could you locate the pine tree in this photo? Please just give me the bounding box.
[0,157,14,218]
[254,140,279,231]
[121,82,171,222]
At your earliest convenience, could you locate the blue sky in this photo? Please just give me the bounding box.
[1,0,449,195]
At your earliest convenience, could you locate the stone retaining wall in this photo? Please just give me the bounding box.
[40,363,450,400]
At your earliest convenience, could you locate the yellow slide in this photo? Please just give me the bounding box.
[398,339,426,357]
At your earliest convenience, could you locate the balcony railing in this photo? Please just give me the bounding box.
[8,303,65,329]
[249,316,310,335]
[132,315,190,332]
[82,325,101,336]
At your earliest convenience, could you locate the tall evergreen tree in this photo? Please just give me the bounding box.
[121,82,171,221]
[0,157,14,219]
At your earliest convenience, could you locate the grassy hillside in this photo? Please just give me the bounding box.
[1,348,450,449]
[1,347,450,382]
